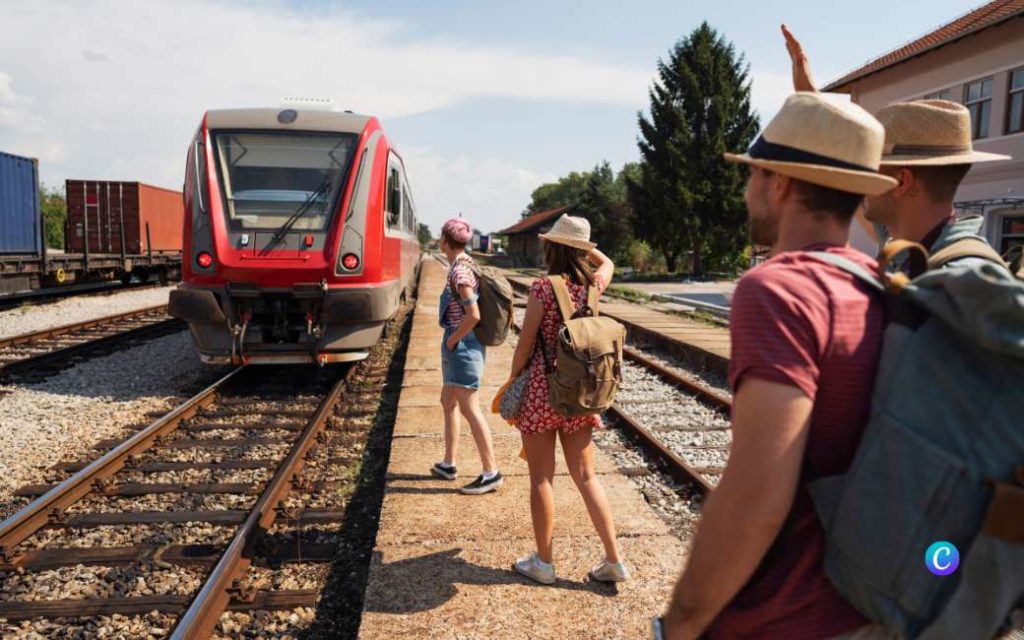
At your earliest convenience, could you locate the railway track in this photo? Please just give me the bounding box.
[0,363,359,637]
[0,281,168,312]
[610,347,731,495]
[0,289,413,638]
[0,305,182,381]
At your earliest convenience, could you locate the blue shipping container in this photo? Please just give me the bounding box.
[0,150,42,255]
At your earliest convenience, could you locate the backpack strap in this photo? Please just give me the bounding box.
[1004,245,1024,279]
[806,251,885,292]
[448,256,480,304]
[928,237,1007,270]
[546,275,575,322]
[586,284,599,316]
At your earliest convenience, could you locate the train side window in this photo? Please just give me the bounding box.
[386,166,401,228]
[184,142,195,204]
[402,187,413,231]
[194,139,207,213]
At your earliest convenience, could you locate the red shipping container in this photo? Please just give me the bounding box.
[66,180,183,255]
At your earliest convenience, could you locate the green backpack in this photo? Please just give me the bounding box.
[807,242,1024,639]
[448,262,514,347]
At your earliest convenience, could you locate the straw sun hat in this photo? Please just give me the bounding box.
[876,100,1011,166]
[538,214,597,251]
[725,92,898,196]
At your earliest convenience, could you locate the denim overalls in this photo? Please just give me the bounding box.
[440,266,486,390]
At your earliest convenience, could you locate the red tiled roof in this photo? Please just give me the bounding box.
[496,206,569,235]
[824,0,1024,92]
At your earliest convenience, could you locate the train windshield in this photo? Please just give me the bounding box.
[213,132,357,231]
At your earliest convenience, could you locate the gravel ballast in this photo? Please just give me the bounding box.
[0,330,215,509]
[0,286,174,340]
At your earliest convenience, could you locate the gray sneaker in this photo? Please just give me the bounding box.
[459,471,502,495]
[513,553,555,585]
[588,559,630,582]
[430,462,457,480]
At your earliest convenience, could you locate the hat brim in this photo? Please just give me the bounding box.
[537,233,596,251]
[724,153,898,196]
[879,150,1012,166]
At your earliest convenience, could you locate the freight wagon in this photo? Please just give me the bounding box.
[65,180,184,257]
[0,150,185,297]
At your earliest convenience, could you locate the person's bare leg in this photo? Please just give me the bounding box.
[522,430,557,563]
[560,426,621,563]
[440,385,460,465]
[453,387,497,472]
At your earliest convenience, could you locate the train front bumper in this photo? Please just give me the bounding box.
[169,280,402,363]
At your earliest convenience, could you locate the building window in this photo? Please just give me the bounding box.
[1001,214,1024,255]
[964,78,993,139]
[924,88,953,101]
[1008,68,1024,134]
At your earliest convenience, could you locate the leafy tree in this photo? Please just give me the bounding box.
[627,22,759,275]
[522,172,589,218]
[522,162,640,259]
[417,222,432,248]
[39,184,66,250]
[575,161,633,258]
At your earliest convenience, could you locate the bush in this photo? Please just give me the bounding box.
[623,239,654,274]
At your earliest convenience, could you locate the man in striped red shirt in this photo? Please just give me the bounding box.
[658,93,900,640]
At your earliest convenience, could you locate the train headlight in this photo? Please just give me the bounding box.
[196,252,214,268]
[341,253,360,271]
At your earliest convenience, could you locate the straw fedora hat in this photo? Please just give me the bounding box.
[877,100,1012,166]
[725,92,897,196]
[538,214,597,251]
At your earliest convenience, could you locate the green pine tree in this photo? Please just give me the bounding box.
[627,22,759,275]
[574,161,633,258]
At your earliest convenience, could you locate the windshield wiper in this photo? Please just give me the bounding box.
[265,175,332,249]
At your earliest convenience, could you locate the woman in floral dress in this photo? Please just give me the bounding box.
[506,214,629,585]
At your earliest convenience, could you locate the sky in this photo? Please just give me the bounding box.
[1,0,975,235]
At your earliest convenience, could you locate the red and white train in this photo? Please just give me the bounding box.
[169,108,421,364]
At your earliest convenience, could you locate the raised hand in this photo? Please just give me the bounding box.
[781,24,818,93]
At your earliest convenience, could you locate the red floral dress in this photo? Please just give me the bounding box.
[515,274,608,435]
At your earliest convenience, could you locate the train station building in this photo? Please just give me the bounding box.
[825,0,1024,257]
[495,206,568,267]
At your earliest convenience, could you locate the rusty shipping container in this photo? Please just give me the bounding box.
[65,180,183,255]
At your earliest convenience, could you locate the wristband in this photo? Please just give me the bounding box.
[651,617,665,640]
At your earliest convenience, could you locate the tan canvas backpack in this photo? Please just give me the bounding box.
[539,276,625,417]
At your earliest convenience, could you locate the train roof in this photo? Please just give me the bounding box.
[205,108,373,134]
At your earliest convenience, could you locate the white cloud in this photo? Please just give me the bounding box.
[751,71,793,121]
[400,146,557,234]
[0,0,652,195]
[0,0,812,220]
[0,72,44,132]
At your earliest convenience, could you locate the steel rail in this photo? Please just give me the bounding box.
[621,346,732,411]
[0,304,169,349]
[607,405,715,495]
[169,366,356,639]
[0,305,181,380]
[0,367,243,561]
[0,282,167,312]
